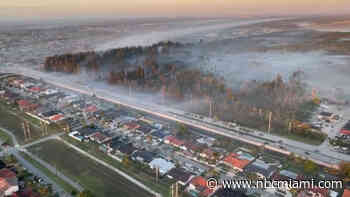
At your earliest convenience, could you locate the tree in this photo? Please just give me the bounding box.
[338,162,350,180]
[122,155,131,168]
[303,160,318,174]
[78,190,95,197]
[177,123,188,138]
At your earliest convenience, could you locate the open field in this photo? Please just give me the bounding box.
[61,135,175,197]
[0,128,13,146]
[19,151,78,194]
[28,139,153,197]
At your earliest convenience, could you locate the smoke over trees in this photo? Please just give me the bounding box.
[43,41,325,142]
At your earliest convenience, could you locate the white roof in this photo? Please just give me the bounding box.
[149,158,175,174]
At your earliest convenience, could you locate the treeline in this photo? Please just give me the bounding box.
[44,41,323,141]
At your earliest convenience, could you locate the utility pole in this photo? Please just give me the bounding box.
[171,184,174,197]
[155,167,159,183]
[268,112,272,134]
[22,122,27,141]
[175,182,179,197]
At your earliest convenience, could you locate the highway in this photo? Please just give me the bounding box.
[1,66,349,169]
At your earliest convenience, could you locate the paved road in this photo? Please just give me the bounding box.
[2,67,348,168]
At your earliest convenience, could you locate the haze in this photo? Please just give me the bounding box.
[1,0,350,20]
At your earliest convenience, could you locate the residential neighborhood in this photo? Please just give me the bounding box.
[0,73,349,197]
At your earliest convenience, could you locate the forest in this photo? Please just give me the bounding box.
[44,41,326,143]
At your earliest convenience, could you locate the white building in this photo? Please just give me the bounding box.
[149,158,175,175]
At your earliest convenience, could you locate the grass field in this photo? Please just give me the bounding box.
[20,152,78,194]
[28,139,153,197]
[0,129,13,146]
[61,135,175,197]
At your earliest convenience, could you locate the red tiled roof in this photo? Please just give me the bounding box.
[165,136,185,147]
[190,176,214,197]
[49,114,64,121]
[341,129,350,136]
[17,100,30,107]
[0,178,10,192]
[29,87,41,92]
[0,168,16,179]
[343,189,350,197]
[124,122,140,130]
[85,105,97,113]
[223,153,250,169]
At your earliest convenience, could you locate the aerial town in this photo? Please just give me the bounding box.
[1,3,350,196]
[0,70,349,197]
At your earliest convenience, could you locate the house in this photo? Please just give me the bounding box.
[149,158,175,175]
[28,87,42,93]
[116,143,137,156]
[0,168,18,196]
[273,170,300,181]
[343,189,350,197]
[84,105,97,113]
[164,136,187,151]
[48,114,65,123]
[297,187,329,197]
[68,131,84,142]
[136,123,153,134]
[187,176,215,197]
[244,159,278,179]
[200,148,216,160]
[150,130,169,140]
[132,150,156,164]
[222,153,251,171]
[17,100,38,112]
[76,126,99,138]
[167,168,194,186]
[196,137,216,147]
[89,132,112,144]
[212,188,248,197]
[341,121,350,136]
[123,122,140,131]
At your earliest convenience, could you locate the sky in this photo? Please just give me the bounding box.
[1,0,350,20]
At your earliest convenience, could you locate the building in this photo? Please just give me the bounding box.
[17,100,38,112]
[244,159,278,179]
[212,188,248,197]
[222,153,251,171]
[343,189,350,197]
[89,132,112,144]
[68,131,84,142]
[167,168,194,186]
[0,168,18,196]
[297,187,329,197]
[76,126,100,138]
[187,176,215,197]
[131,150,156,164]
[341,121,350,136]
[149,158,175,175]
[164,136,187,151]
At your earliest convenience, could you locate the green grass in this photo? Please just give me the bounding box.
[61,135,174,197]
[28,139,153,197]
[19,151,77,194]
[0,129,13,146]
